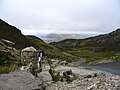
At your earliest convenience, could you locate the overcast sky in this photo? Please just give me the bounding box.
[0,0,120,36]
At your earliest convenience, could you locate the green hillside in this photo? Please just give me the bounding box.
[0,42,21,73]
[0,19,77,73]
[26,35,67,59]
[0,19,67,59]
[0,19,32,49]
[51,29,120,64]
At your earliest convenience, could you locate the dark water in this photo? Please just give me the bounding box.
[86,62,120,75]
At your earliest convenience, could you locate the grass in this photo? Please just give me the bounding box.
[26,36,78,62]
[110,54,120,62]
[64,48,117,64]
[0,44,21,74]
[0,64,20,74]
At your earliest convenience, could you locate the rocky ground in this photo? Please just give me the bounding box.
[0,64,119,90]
[0,71,43,90]
[45,73,120,90]
[38,64,120,90]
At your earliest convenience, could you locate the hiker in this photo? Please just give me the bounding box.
[37,50,44,71]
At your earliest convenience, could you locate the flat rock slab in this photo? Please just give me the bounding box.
[0,71,42,90]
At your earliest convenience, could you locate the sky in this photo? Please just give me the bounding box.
[0,0,120,36]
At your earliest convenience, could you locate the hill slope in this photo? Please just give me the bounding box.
[51,29,120,64]
[0,19,79,73]
[0,19,34,49]
[51,29,120,51]
[0,19,73,60]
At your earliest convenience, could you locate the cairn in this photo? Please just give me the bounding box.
[21,46,44,76]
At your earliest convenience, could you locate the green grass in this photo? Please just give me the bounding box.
[0,64,20,74]
[64,48,117,64]
[110,55,120,62]
[0,44,21,74]
[26,36,78,62]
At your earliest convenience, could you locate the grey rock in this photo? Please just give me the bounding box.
[0,71,42,90]
[45,74,120,90]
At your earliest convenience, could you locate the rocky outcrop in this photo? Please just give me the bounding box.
[0,71,42,90]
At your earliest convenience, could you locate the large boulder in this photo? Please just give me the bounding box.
[0,71,42,90]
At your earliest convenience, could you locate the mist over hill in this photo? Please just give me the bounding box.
[41,33,87,43]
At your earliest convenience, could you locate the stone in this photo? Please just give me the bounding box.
[62,70,77,82]
[1,39,15,47]
[21,46,37,52]
[49,68,62,82]
[59,61,68,65]
[0,71,42,90]
[84,75,92,78]
[45,73,120,90]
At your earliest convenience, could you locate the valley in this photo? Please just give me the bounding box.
[0,18,120,74]
[0,19,120,90]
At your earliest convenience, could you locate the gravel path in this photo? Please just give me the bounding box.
[55,65,107,75]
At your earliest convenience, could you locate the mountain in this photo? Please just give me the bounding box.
[51,29,120,51]
[0,19,33,49]
[41,33,87,43]
[0,19,72,60]
[0,19,79,73]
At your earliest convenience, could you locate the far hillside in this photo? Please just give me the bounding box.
[51,29,120,64]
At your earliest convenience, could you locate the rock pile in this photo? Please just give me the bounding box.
[45,73,120,90]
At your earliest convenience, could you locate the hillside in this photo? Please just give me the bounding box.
[0,19,34,49]
[0,42,21,73]
[26,35,67,59]
[51,29,120,64]
[51,29,120,51]
[0,19,68,59]
[0,19,79,74]
[79,29,120,51]
[51,39,81,48]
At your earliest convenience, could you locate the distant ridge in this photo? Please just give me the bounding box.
[51,29,120,51]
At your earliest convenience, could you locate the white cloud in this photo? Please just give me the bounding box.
[0,0,120,35]
[21,29,56,35]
